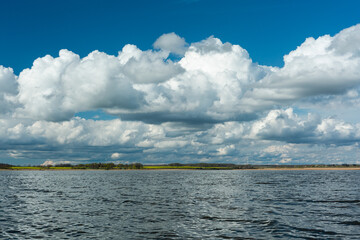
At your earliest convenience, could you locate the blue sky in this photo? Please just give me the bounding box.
[1,0,360,165]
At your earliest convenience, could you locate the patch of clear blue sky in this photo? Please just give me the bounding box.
[75,110,118,120]
[1,0,360,75]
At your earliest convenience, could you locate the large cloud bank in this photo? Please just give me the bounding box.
[5,24,360,123]
[2,24,360,164]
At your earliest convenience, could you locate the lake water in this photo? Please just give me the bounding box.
[0,170,359,239]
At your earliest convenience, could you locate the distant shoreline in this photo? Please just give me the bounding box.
[241,167,360,171]
[1,167,360,171]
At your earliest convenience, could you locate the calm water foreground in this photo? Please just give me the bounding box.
[0,170,359,239]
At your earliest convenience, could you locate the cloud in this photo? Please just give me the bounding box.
[40,160,71,166]
[9,25,360,124]
[112,36,269,123]
[249,108,319,142]
[279,158,292,164]
[244,24,360,110]
[27,118,164,147]
[0,66,18,115]
[262,144,295,164]
[111,152,123,159]
[263,144,295,154]
[8,150,24,159]
[2,24,360,165]
[4,108,359,152]
[10,35,269,123]
[250,108,360,144]
[215,144,236,156]
[1,111,360,165]
[198,107,360,146]
[153,32,188,55]
[0,66,17,95]
[15,50,145,121]
[119,44,184,83]
[13,47,185,121]
[41,160,55,166]
[315,118,360,144]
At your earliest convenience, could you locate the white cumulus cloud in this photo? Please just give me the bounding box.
[153,32,188,55]
[111,152,123,159]
[9,24,360,124]
[244,24,360,110]
[0,66,18,115]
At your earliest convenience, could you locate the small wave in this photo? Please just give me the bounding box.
[215,235,255,240]
[200,215,220,220]
[312,200,360,204]
[339,221,360,226]
[122,200,141,204]
[200,216,278,227]
[254,182,276,185]
[292,226,338,235]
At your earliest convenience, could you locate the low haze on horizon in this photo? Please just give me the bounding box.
[1,0,360,165]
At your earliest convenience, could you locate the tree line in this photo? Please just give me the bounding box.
[58,163,143,169]
[0,162,143,170]
[0,163,12,169]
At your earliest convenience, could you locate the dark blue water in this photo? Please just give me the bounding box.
[0,170,359,239]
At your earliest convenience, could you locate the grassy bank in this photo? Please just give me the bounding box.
[143,166,233,170]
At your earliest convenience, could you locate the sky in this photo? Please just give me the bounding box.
[1,0,360,166]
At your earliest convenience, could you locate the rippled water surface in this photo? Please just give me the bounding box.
[1,170,359,239]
